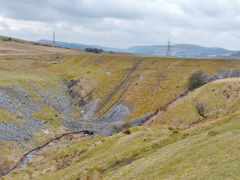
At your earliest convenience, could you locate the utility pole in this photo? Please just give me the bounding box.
[53,32,55,45]
[167,40,171,56]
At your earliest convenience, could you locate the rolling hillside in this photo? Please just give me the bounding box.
[126,44,230,58]
[39,39,234,58]
[0,36,82,56]
[1,36,240,179]
[209,51,240,59]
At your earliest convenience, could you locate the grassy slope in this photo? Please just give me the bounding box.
[3,104,240,179]
[0,55,74,172]
[1,55,240,179]
[50,54,240,120]
[0,35,82,55]
[2,51,240,179]
[150,78,240,129]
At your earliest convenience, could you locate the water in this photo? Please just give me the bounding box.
[18,140,56,169]
[4,130,95,177]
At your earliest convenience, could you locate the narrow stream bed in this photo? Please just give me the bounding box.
[18,140,56,169]
[4,130,95,176]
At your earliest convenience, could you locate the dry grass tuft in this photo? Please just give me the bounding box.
[122,128,131,135]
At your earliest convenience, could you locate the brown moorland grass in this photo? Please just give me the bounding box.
[1,37,240,179]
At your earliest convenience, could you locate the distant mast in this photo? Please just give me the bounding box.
[53,32,55,45]
[167,40,171,56]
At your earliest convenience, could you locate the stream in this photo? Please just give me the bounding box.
[18,141,55,169]
[2,89,190,177]
[3,130,95,177]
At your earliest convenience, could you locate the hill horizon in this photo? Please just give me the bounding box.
[39,39,240,59]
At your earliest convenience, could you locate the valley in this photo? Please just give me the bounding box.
[1,36,240,179]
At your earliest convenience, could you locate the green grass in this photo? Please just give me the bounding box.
[3,111,240,179]
[49,54,240,121]
[0,70,61,87]
[0,66,73,172]
[151,78,240,129]
[2,53,240,179]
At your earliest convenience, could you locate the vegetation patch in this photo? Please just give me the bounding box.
[188,70,208,90]
[2,50,240,179]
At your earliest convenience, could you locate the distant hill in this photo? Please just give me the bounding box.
[39,39,123,52]
[127,44,230,58]
[0,36,82,56]
[208,51,240,59]
[39,39,236,58]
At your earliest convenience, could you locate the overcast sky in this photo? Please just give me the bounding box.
[0,0,240,50]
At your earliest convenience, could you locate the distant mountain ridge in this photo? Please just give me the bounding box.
[126,44,230,58]
[39,39,237,58]
[39,39,122,52]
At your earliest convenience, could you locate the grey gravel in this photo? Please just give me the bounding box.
[81,98,99,121]
[0,81,155,143]
[208,68,240,82]
[97,102,130,124]
[0,82,74,142]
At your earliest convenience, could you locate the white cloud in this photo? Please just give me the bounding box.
[0,0,240,49]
